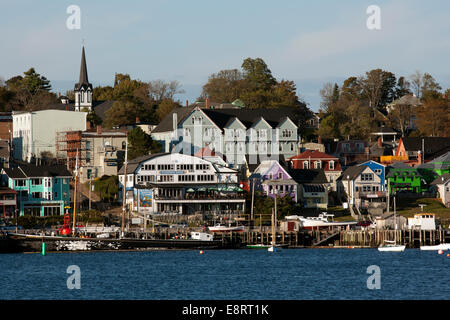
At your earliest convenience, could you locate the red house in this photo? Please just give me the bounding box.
[288,150,342,191]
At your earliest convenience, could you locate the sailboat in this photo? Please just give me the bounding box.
[268,208,277,252]
[378,197,406,252]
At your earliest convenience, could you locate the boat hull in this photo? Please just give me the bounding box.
[208,226,245,232]
[420,243,450,251]
[378,245,406,252]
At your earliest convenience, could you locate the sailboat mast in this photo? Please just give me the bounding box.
[394,196,397,243]
[72,149,79,237]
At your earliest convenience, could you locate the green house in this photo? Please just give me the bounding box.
[386,162,425,194]
[1,164,72,216]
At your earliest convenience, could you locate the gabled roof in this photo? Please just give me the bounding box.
[3,165,71,178]
[118,153,170,174]
[431,173,450,185]
[288,169,328,184]
[289,149,338,160]
[417,151,450,170]
[338,166,366,181]
[151,107,195,133]
[400,137,450,160]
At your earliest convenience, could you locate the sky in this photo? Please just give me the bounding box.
[1,0,449,110]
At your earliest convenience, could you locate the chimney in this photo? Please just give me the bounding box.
[173,112,178,131]
[378,137,382,148]
[97,125,102,135]
[318,136,322,144]
[136,117,140,124]
[205,98,209,109]
[186,100,189,108]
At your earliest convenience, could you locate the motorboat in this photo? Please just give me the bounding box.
[420,243,450,251]
[378,240,406,252]
[285,213,358,229]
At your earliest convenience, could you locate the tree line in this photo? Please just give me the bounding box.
[318,69,450,140]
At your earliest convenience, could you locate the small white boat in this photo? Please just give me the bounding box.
[378,240,406,252]
[208,224,245,232]
[420,243,450,251]
[267,245,278,252]
[378,197,405,252]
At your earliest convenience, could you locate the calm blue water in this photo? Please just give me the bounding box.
[0,249,449,300]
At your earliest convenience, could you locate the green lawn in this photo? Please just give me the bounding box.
[394,197,450,219]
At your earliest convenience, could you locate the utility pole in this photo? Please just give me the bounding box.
[121,133,128,238]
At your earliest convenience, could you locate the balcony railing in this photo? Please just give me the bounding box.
[154,194,245,201]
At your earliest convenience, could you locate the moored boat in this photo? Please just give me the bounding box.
[208,224,245,232]
[420,243,450,251]
[285,213,357,229]
[378,240,406,252]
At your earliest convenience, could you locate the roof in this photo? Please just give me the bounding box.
[245,154,287,173]
[401,137,450,160]
[118,153,170,174]
[289,149,338,160]
[3,164,71,178]
[74,46,92,91]
[338,166,366,181]
[152,106,301,134]
[151,107,195,133]
[431,173,450,185]
[390,94,421,106]
[288,169,328,184]
[417,151,450,170]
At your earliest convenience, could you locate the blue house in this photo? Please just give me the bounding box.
[357,160,386,191]
[1,164,72,216]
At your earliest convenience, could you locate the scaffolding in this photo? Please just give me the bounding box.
[55,130,87,172]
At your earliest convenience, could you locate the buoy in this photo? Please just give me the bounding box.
[438,250,444,255]
[200,250,204,254]
[447,254,450,257]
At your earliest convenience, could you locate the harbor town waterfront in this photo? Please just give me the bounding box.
[1,1,450,314]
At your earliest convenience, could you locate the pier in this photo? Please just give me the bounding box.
[2,227,449,253]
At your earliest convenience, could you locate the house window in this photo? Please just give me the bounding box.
[15,179,26,187]
[361,173,373,181]
[314,161,321,169]
[329,161,334,170]
[303,161,309,169]
[374,169,382,175]
[32,192,42,199]
[278,172,283,179]
[184,128,190,136]
[31,178,42,186]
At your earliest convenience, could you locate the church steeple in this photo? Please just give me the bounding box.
[74,46,93,111]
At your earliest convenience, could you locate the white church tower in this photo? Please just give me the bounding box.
[74,46,93,111]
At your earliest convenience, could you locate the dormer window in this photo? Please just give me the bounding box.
[329,161,335,170]
[303,161,309,169]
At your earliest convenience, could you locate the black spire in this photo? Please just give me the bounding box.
[74,46,92,91]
